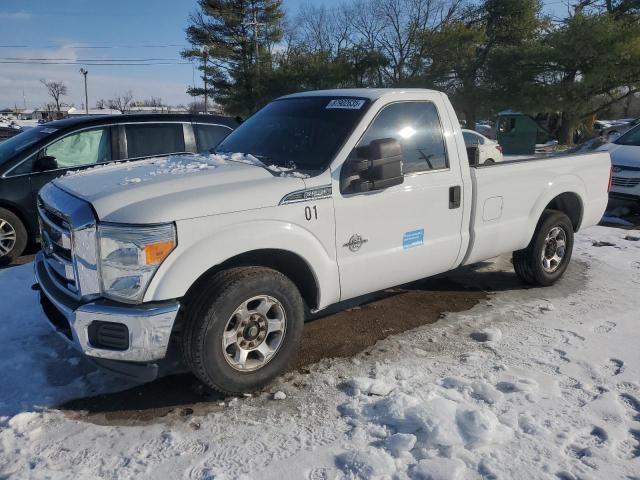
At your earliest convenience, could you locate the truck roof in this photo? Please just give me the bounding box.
[279,88,443,101]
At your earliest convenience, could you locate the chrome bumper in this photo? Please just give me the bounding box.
[35,252,180,362]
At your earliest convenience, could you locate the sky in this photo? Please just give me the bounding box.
[0,0,569,110]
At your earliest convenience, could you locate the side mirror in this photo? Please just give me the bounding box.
[342,138,404,194]
[34,155,58,172]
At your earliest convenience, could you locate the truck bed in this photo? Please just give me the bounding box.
[463,152,611,265]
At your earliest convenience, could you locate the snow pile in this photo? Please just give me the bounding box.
[337,374,514,478]
[0,226,639,479]
[0,116,22,130]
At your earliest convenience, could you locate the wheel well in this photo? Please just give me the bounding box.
[0,201,33,236]
[545,192,583,231]
[185,249,320,310]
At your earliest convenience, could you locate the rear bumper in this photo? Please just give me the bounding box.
[35,252,180,363]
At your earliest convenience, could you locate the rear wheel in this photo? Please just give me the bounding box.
[0,207,27,264]
[181,267,305,395]
[513,210,574,286]
[484,158,495,165]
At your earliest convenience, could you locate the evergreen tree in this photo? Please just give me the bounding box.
[423,0,543,129]
[182,0,284,116]
[506,8,640,144]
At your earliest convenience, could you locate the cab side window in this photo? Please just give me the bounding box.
[358,102,448,174]
[193,124,232,152]
[44,128,112,169]
[125,123,185,159]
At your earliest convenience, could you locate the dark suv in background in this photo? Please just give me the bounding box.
[0,114,238,262]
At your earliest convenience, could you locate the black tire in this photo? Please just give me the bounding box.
[0,207,28,265]
[181,266,305,395]
[484,158,495,165]
[513,209,574,286]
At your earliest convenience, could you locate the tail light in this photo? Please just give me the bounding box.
[608,165,613,192]
[496,144,503,154]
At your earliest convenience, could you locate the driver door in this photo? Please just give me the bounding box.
[333,100,464,301]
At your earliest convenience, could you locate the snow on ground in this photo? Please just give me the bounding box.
[1,226,639,479]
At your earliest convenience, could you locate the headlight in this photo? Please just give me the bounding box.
[98,223,176,303]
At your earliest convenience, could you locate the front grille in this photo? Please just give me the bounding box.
[38,199,78,295]
[612,176,640,188]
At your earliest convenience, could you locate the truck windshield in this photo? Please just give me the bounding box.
[0,127,53,167]
[614,124,640,146]
[214,96,371,172]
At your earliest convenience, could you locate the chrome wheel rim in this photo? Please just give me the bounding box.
[541,225,567,273]
[0,218,17,257]
[222,295,287,372]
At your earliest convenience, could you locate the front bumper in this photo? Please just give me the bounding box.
[35,252,180,363]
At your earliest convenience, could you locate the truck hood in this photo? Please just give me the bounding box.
[53,153,307,223]
[596,143,640,168]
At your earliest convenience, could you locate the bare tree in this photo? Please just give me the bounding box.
[95,98,107,109]
[297,3,354,55]
[140,97,163,107]
[108,90,134,113]
[40,80,68,118]
[188,100,224,114]
[374,0,465,84]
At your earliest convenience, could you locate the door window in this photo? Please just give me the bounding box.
[125,123,185,159]
[193,124,232,152]
[358,102,448,174]
[43,128,111,169]
[462,131,484,145]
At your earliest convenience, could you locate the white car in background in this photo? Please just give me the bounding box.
[462,129,503,164]
[601,118,640,142]
[597,124,640,206]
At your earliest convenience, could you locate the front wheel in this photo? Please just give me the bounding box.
[181,267,305,395]
[513,210,574,286]
[0,207,28,265]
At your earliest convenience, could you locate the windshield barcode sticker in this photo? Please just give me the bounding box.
[326,99,365,110]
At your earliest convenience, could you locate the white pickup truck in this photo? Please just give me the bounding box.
[35,89,611,394]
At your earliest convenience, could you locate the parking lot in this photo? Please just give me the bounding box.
[2,209,638,426]
[2,224,639,479]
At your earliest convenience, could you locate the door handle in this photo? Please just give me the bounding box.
[449,186,461,209]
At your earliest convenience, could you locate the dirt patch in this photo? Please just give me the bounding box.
[60,275,488,425]
[295,280,485,368]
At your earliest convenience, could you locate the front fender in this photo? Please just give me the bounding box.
[143,214,340,310]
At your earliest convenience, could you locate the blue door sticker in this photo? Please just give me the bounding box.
[403,229,424,249]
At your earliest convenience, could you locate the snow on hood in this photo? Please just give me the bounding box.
[596,143,640,168]
[53,152,308,223]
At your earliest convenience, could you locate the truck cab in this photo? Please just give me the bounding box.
[35,89,611,393]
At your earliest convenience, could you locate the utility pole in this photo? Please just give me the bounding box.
[201,46,208,114]
[245,2,266,111]
[246,5,265,78]
[252,10,260,76]
[79,68,89,114]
